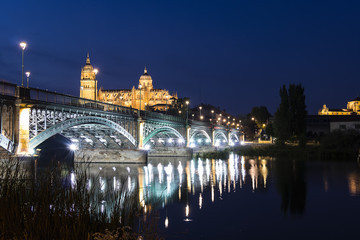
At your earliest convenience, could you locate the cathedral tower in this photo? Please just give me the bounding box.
[138,67,153,90]
[80,53,98,100]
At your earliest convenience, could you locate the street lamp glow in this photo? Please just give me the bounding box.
[211,110,214,114]
[20,42,27,50]
[93,68,99,75]
[186,100,189,105]
[25,71,30,88]
[20,41,27,87]
[69,144,78,151]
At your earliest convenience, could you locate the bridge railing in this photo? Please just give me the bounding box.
[25,87,186,123]
[27,87,138,115]
[141,110,185,123]
[0,81,17,97]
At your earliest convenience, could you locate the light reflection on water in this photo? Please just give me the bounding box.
[60,154,360,239]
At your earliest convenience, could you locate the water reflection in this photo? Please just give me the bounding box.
[29,154,360,233]
[69,154,274,223]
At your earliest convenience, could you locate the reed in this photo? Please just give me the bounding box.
[0,157,162,240]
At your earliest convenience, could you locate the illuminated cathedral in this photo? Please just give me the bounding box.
[80,54,177,111]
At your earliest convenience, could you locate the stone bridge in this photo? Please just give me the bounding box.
[0,82,242,156]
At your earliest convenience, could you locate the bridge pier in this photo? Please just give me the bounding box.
[17,107,31,155]
[137,119,144,149]
[74,149,147,164]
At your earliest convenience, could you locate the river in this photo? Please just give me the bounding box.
[45,154,360,239]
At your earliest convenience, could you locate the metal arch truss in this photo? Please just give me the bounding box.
[142,123,186,146]
[190,129,212,143]
[29,116,136,150]
[229,132,240,142]
[214,130,228,142]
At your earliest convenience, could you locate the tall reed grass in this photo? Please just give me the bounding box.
[0,157,163,240]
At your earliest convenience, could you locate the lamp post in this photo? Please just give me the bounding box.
[186,100,190,125]
[138,84,142,118]
[20,42,27,87]
[211,110,214,125]
[25,72,30,88]
[165,95,169,114]
[199,106,202,120]
[93,68,98,101]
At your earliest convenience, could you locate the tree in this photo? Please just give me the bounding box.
[274,84,307,146]
[251,106,271,127]
[288,84,307,146]
[274,85,291,145]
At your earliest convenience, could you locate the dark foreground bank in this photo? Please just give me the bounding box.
[0,157,162,240]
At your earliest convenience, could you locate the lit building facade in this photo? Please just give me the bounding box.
[318,97,360,115]
[80,55,177,111]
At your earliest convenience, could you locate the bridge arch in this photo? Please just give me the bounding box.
[29,116,136,149]
[143,126,185,146]
[229,132,240,142]
[214,130,228,145]
[190,129,212,144]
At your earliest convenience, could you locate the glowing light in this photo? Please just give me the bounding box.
[197,139,202,143]
[199,193,203,209]
[144,144,151,150]
[189,143,196,148]
[25,72,30,78]
[185,204,189,217]
[165,217,169,228]
[20,42,27,50]
[93,68,99,75]
[168,138,173,143]
[69,144,78,151]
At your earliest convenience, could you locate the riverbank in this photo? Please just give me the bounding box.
[196,144,360,161]
[0,157,162,240]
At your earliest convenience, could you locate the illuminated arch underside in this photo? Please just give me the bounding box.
[29,116,136,149]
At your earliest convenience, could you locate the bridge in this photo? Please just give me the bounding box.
[0,81,242,158]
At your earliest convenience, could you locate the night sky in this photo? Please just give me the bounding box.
[1,0,360,115]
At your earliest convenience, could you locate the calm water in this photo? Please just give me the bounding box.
[39,154,360,239]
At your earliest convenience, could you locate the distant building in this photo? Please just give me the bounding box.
[80,54,177,111]
[318,97,360,115]
[307,115,360,138]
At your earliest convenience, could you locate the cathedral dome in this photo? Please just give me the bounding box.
[82,53,94,72]
[139,67,153,89]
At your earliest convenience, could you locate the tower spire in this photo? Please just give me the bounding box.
[144,66,147,74]
[86,52,90,64]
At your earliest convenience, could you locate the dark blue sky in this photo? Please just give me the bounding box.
[1,0,360,115]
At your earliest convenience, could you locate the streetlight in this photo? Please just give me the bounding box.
[20,42,27,87]
[185,100,190,124]
[93,68,98,100]
[25,72,30,88]
[165,95,169,114]
[192,113,194,120]
[199,106,202,120]
[200,115,204,120]
[138,84,142,118]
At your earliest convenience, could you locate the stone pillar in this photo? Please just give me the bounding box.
[17,107,30,155]
[186,126,191,147]
[211,128,215,146]
[228,131,231,146]
[137,119,144,149]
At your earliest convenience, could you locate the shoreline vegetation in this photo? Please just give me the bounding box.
[198,144,360,161]
[0,157,163,240]
[198,130,360,161]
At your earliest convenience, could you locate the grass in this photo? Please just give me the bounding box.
[0,156,163,240]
